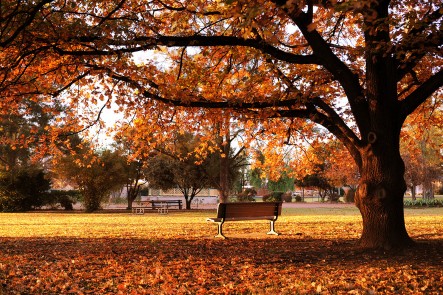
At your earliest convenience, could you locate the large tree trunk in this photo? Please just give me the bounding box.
[354,145,414,250]
[352,4,416,249]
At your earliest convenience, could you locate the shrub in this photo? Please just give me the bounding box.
[44,190,81,210]
[0,167,50,212]
[282,192,292,202]
[294,194,303,202]
[327,193,341,202]
[236,188,257,202]
[404,199,443,207]
[263,191,283,202]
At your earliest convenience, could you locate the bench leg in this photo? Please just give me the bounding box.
[267,220,279,235]
[133,208,144,214]
[215,222,226,239]
[158,206,168,214]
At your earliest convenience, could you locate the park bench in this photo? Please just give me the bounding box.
[132,200,183,214]
[150,200,183,213]
[206,202,282,239]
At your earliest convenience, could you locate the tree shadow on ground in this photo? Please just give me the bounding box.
[1,236,442,294]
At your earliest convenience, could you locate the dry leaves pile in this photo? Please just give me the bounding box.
[0,208,442,294]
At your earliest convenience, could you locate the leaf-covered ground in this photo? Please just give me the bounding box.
[0,207,442,294]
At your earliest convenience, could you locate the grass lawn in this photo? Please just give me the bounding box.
[0,207,442,294]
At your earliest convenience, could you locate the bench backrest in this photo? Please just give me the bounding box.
[216,202,282,220]
[151,200,181,203]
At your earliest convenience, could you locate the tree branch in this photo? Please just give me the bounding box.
[276,104,362,167]
[0,0,54,47]
[400,69,443,120]
[55,34,321,65]
[271,0,370,135]
[395,7,443,81]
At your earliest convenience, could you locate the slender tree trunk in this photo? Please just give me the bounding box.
[185,198,192,210]
[126,185,141,210]
[218,123,231,203]
[411,185,416,201]
[218,154,230,203]
[423,181,434,200]
[355,146,414,250]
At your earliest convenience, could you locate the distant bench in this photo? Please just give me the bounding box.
[132,200,183,214]
[206,202,282,239]
[150,200,183,211]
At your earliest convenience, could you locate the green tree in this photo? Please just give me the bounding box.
[0,99,59,170]
[145,133,211,210]
[57,144,128,212]
[113,138,149,210]
[205,141,249,202]
[0,166,50,212]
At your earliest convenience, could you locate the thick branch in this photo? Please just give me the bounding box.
[276,106,363,167]
[399,69,443,121]
[271,0,370,135]
[395,7,443,81]
[101,66,306,110]
[312,97,361,147]
[55,35,321,65]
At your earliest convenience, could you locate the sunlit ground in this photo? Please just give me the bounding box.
[0,207,442,294]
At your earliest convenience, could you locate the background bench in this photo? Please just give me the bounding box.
[150,200,183,210]
[132,200,183,214]
[207,202,282,239]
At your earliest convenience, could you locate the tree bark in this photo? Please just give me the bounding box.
[217,119,231,203]
[126,184,140,210]
[355,145,414,250]
[218,153,230,203]
[185,198,192,210]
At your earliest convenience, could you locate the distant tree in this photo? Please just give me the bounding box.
[249,149,295,193]
[0,98,65,212]
[123,159,146,209]
[402,124,443,200]
[295,174,338,202]
[113,135,150,210]
[0,99,63,170]
[56,143,128,212]
[205,143,248,202]
[292,139,359,190]
[144,133,211,210]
